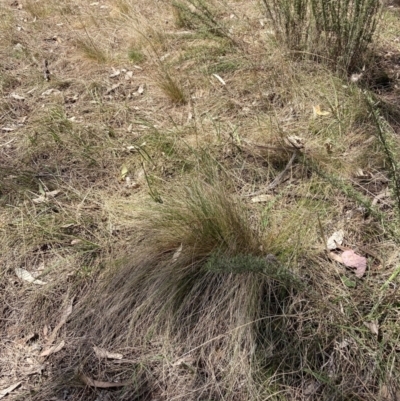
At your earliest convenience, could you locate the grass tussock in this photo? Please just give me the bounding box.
[74,37,108,63]
[2,0,400,400]
[172,0,234,42]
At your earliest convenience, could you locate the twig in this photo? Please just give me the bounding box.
[245,151,297,197]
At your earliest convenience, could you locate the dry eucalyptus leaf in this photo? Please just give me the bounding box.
[313,105,330,117]
[15,268,46,285]
[286,135,304,149]
[327,230,344,250]
[41,88,61,97]
[350,72,364,83]
[251,194,273,203]
[125,71,133,80]
[10,93,25,101]
[93,346,123,360]
[341,250,367,278]
[0,382,21,399]
[172,244,183,262]
[40,340,65,357]
[212,74,226,85]
[329,252,343,264]
[354,168,372,179]
[172,355,195,367]
[32,189,61,204]
[105,83,121,95]
[109,68,121,78]
[363,320,379,335]
[120,164,128,180]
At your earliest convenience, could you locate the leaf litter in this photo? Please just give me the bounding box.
[0,382,21,400]
[15,268,46,285]
[93,346,123,360]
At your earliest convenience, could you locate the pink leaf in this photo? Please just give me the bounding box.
[341,250,367,278]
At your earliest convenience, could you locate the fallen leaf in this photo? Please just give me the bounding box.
[341,250,367,278]
[109,68,121,78]
[1,127,16,132]
[79,373,129,388]
[327,229,344,250]
[329,252,343,264]
[137,84,145,94]
[15,268,46,285]
[251,194,273,203]
[172,244,183,262]
[285,135,304,149]
[125,177,140,189]
[41,88,61,97]
[120,164,128,180]
[105,83,121,95]
[354,168,372,179]
[172,355,195,367]
[40,340,65,357]
[46,298,73,346]
[60,223,75,228]
[10,93,25,101]
[39,182,45,195]
[372,188,390,206]
[125,71,133,80]
[313,105,330,117]
[350,72,364,83]
[93,346,123,360]
[32,189,61,204]
[364,320,379,335]
[0,382,21,399]
[13,43,24,52]
[160,53,170,61]
[341,275,356,288]
[70,239,82,245]
[212,74,226,86]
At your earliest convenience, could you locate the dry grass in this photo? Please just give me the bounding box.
[1,0,400,400]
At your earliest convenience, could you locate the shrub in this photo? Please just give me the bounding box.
[262,0,381,73]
